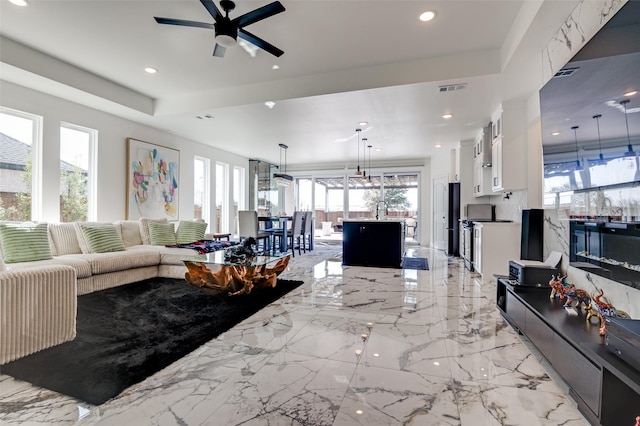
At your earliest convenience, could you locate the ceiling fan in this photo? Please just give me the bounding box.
[154,0,285,58]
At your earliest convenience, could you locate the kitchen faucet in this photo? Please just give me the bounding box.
[375,200,389,220]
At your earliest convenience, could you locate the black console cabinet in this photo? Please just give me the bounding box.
[496,277,640,425]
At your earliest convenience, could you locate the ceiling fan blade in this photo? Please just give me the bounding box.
[154,17,214,30]
[199,0,223,22]
[238,28,283,57]
[213,43,227,57]
[233,1,285,28]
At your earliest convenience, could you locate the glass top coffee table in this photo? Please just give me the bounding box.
[182,251,290,296]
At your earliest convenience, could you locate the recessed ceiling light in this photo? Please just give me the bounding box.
[144,67,157,74]
[8,0,28,6]
[624,90,638,97]
[435,144,442,148]
[272,64,280,70]
[442,113,453,119]
[375,148,382,152]
[358,121,368,126]
[551,131,560,136]
[419,10,435,22]
[265,101,276,109]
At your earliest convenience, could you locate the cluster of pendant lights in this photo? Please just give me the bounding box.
[571,99,636,171]
[355,128,373,181]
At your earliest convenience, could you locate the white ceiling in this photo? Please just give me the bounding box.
[0,0,581,167]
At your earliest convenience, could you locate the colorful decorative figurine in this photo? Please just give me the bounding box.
[549,275,572,301]
[549,275,591,309]
[586,289,630,335]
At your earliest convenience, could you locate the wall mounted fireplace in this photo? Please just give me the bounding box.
[570,220,640,290]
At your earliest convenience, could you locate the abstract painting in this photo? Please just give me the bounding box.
[126,138,179,220]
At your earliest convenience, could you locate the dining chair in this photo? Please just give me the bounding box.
[238,210,271,254]
[303,211,313,251]
[272,211,304,257]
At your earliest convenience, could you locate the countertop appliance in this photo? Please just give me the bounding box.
[465,203,495,221]
[508,252,562,286]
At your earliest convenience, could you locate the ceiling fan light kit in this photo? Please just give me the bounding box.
[155,0,285,58]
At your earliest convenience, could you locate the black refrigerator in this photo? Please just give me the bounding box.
[447,182,460,256]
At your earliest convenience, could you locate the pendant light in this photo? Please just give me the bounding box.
[572,125,583,171]
[593,114,606,165]
[362,138,368,178]
[355,128,362,176]
[367,143,373,182]
[273,143,292,187]
[621,100,636,157]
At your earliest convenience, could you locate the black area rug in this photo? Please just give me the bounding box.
[402,257,429,270]
[0,277,304,405]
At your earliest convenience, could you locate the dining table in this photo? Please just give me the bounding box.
[258,216,291,254]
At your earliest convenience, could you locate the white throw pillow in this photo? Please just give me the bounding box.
[139,217,169,245]
[0,254,6,272]
[49,222,82,256]
[115,220,143,247]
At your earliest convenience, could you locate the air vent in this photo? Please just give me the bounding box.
[553,67,579,78]
[438,83,467,93]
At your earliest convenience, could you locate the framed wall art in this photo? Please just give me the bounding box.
[126,138,179,220]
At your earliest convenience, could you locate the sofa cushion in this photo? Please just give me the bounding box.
[176,220,208,244]
[0,255,5,271]
[74,222,122,253]
[115,220,143,247]
[151,246,199,265]
[79,224,126,254]
[139,217,169,245]
[78,247,160,274]
[0,222,53,263]
[148,221,177,246]
[8,256,92,279]
[48,222,82,256]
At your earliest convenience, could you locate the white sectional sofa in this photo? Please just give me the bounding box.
[0,218,220,364]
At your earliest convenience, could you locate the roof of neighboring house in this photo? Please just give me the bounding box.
[0,132,83,173]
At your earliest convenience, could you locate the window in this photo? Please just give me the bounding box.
[233,166,245,236]
[0,107,41,221]
[216,162,229,233]
[60,123,96,222]
[194,156,210,226]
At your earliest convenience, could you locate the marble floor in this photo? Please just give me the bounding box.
[0,245,589,425]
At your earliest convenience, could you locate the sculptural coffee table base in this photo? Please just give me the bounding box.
[183,255,290,296]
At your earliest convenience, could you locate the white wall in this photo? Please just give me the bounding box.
[0,80,248,227]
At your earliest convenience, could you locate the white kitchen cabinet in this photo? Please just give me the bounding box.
[450,147,460,182]
[473,222,521,277]
[473,156,492,197]
[491,136,503,191]
[490,103,526,193]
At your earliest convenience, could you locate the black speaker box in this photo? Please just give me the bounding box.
[521,209,544,261]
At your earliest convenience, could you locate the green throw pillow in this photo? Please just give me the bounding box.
[80,224,126,253]
[148,222,177,246]
[176,220,207,244]
[0,222,53,263]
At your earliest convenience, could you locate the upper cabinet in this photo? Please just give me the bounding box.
[473,127,493,197]
[491,103,527,192]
